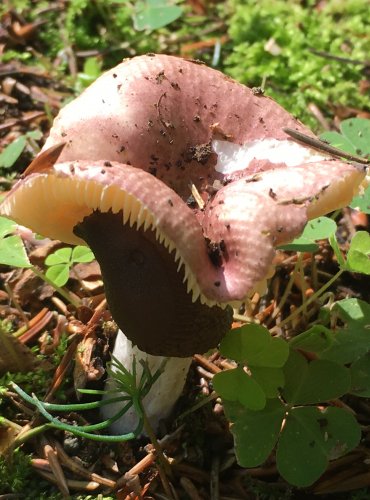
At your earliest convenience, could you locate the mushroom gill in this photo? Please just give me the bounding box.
[1,159,364,310]
[74,210,232,357]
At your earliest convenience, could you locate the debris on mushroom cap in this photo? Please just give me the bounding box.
[40,54,329,197]
[0,54,366,353]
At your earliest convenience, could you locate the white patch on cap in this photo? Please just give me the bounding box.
[213,139,326,175]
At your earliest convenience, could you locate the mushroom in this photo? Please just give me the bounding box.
[0,54,365,433]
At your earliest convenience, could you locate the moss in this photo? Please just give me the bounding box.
[224,0,370,129]
[0,449,33,495]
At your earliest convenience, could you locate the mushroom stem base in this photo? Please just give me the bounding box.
[101,330,192,434]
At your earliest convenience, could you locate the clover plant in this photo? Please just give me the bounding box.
[321,117,370,214]
[0,217,82,306]
[214,319,364,486]
[213,114,370,486]
[45,245,95,287]
[280,216,337,253]
[213,220,369,486]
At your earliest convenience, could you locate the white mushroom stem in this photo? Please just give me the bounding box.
[101,330,192,434]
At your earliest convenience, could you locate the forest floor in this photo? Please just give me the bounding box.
[0,1,369,499]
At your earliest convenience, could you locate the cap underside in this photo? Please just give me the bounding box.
[74,210,233,356]
[1,170,225,308]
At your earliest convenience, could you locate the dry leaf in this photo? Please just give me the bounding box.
[0,329,38,374]
[22,143,65,177]
[0,426,18,455]
[73,336,104,397]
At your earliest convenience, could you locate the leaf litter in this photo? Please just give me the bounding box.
[0,1,369,498]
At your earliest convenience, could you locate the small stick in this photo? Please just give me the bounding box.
[271,268,344,332]
[308,48,369,67]
[193,353,221,374]
[142,412,174,498]
[218,359,237,370]
[283,127,369,165]
[126,452,155,476]
[18,310,54,344]
[53,440,116,488]
[196,366,215,380]
[255,302,275,322]
[189,182,205,210]
[51,296,69,315]
[233,312,256,323]
[295,254,309,318]
[41,438,69,497]
[266,262,298,326]
[13,307,50,338]
[32,467,100,491]
[44,335,80,401]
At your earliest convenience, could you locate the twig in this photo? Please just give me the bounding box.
[311,253,319,291]
[218,359,237,370]
[51,296,69,315]
[125,452,155,476]
[41,438,69,497]
[266,261,299,326]
[255,302,275,322]
[44,335,81,402]
[232,313,256,323]
[53,440,116,488]
[308,48,369,67]
[32,465,100,491]
[295,254,308,318]
[193,354,221,374]
[271,268,344,332]
[283,127,369,164]
[17,309,54,344]
[196,366,215,379]
[4,389,35,416]
[189,182,205,210]
[13,307,50,338]
[142,411,174,499]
